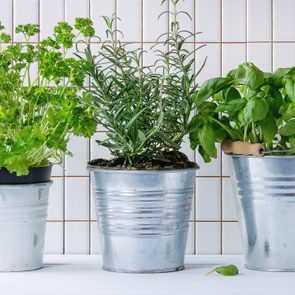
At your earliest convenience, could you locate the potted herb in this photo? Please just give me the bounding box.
[197,62,295,271]
[0,19,96,271]
[81,0,216,273]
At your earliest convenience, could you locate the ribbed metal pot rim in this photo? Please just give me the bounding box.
[0,181,53,189]
[228,154,295,159]
[87,164,199,173]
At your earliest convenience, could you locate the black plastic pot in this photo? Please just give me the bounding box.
[0,166,52,184]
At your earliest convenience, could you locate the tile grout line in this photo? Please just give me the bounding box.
[271,0,274,72]
[47,219,239,223]
[8,40,295,44]
[12,0,14,43]
[245,0,248,62]
[62,0,66,255]
[88,0,91,256]
[141,0,143,67]
[220,0,223,255]
[193,0,197,255]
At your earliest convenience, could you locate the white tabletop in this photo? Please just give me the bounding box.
[0,255,294,295]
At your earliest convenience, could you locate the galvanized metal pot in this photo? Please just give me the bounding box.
[88,166,197,273]
[231,155,295,271]
[0,182,51,271]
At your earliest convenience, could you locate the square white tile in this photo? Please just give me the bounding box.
[143,0,168,42]
[222,178,238,221]
[48,178,64,221]
[181,135,194,162]
[65,222,89,254]
[0,0,12,35]
[65,0,89,26]
[90,183,97,220]
[196,178,221,221]
[14,0,39,42]
[247,43,272,72]
[247,0,271,41]
[90,0,115,40]
[65,135,89,176]
[65,177,89,220]
[196,0,221,42]
[40,0,64,39]
[273,43,295,69]
[273,0,295,41]
[90,132,112,161]
[186,222,195,254]
[196,44,221,85]
[222,0,246,42]
[196,144,221,177]
[222,222,243,254]
[143,43,168,71]
[171,0,194,41]
[117,0,141,42]
[196,222,221,254]
[90,221,101,254]
[51,161,64,177]
[222,152,232,177]
[44,222,64,254]
[222,44,246,75]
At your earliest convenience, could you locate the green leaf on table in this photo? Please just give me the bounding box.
[207,264,239,276]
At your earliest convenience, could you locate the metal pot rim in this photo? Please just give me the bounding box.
[87,164,199,173]
[228,154,295,159]
[0,180,53,189]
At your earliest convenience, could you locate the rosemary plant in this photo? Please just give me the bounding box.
[83,0,210,168]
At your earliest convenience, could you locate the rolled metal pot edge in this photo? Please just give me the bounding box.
[0,180,53,189]
[87,163,199,173]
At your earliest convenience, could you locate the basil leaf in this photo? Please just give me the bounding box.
[223,87,241,102]
[289,136,295,152]
[280,103,295,121]
[215,98,246,113]
[198,123,217,158]
[238,98,269,125]
[195,77,233,103]
[243,63,265,90]
[207,264,239,276]
[268,67,293,87]
[285,79,295,104]
[279,120,295,136]
[260,113,277,145]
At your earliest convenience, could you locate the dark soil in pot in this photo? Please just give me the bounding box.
[0,166,52,184]
[88,151,198,170]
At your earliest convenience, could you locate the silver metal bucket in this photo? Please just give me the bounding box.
[0,182,51,271]
[89,167,197,273]
[231,155,295,271]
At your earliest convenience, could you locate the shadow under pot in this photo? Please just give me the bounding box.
[230,155,295,271]
[0,166,52,272]
[88,164,197,273]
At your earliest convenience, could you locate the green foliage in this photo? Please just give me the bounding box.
[207,265,239,276]
[82,0,208,166]
[0,19,96,175]
[196,62,295,154]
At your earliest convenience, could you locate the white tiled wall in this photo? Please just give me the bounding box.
[1,0,293,255]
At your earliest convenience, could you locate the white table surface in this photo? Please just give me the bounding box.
[0,255,294,295]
